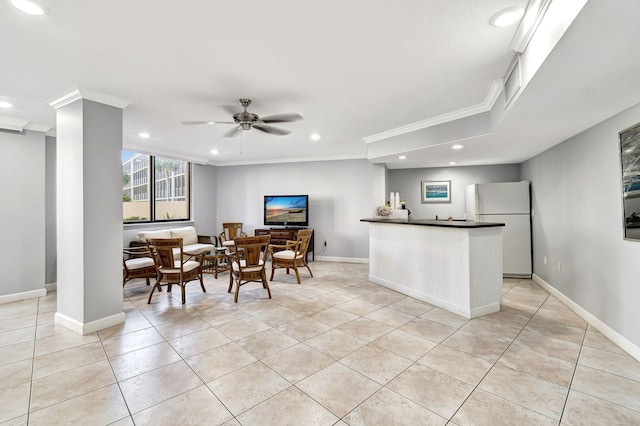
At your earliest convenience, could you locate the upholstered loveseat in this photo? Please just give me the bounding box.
[131,226,215,259]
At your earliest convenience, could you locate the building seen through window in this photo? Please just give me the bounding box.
[122,151,190,223]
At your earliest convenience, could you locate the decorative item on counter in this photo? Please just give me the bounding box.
[400,199,406,209]
[448,216,453,221]
[389,192,395,210]
[375,205,393,217]
[395,192,400,210]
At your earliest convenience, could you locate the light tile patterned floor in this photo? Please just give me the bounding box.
[1,262,640,425]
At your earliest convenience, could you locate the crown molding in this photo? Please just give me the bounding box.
[363,79,503,144]
[24,122,52,133]
[509,0,552,53]
[123,143,211,165]
[209,153,367,167]
[49,87,131,110]
[0,115,28,132]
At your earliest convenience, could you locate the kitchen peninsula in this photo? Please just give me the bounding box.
[360,218,505,318]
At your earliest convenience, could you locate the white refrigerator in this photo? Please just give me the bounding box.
[465,181,532,278]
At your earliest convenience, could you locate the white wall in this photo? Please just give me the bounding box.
[56,100,123,324]
[522,102,640,349]
[388,164,522,219]
[0,130,46,296]
[214,159,375,260]
[45,135,56,285]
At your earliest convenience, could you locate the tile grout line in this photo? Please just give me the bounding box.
[17,270,637,424]
[557,325,588,425]
[25,298,40,425]
[96,313,135,425]
[123,289,236,424]
[445,280,559,424]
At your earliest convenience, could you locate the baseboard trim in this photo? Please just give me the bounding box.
[0,288,47,305]
[316,256,369,264]
[533,273,640,362]
[45,282,57,292]
[55,311,125,335]
[369,274,499,319]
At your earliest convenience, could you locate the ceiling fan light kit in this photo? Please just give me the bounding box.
[182,98,303,138]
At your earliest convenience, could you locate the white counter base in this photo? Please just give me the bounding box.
[367,221,503,319]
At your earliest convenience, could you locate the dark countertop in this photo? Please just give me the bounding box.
[360,218,505,228]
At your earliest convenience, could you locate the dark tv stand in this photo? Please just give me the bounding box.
[255,227,314,261]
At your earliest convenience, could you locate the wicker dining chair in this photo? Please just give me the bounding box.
[268,228,314,284]
[227,235,271,303]
[122,246,157,288]
[218,222,247,253]
[147,238,206,304]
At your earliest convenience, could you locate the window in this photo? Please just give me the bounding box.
[122,151,190,223]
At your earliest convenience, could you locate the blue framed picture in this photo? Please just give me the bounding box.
[421,180,451,203]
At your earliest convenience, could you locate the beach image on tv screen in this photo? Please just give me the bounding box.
[265,196,307,223]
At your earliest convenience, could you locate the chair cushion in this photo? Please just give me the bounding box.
[162,260,200,274]
[273,250,302,260]
[222,240,236,247]
[137,229,171,242]
[183,243,215,255]
[231,259,264,272]
[125,257,155,269]
[170,226,199,245]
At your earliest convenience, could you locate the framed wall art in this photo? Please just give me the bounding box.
[620,122,640,240]
[421,180,451,204]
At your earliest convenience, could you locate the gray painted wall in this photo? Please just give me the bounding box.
[0,130,46,296]
[192,163,217,236]
[388,164,522,220]
[522,102,640,348]
[214,159,375,260]
[45,136,56,285]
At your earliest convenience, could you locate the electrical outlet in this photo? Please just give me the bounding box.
[557,262,561,272]
[543,256,547,266]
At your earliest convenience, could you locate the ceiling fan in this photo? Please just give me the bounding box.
[181,98,303,137]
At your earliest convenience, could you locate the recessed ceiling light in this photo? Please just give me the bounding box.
[9,0,49,15]
[0,101,13,108]
[449,161,457,165]
[139,132,150,139]
[451,144,464,150]
[398,155,407,160]
[490,6,525,27]
[210,149,219,155]
[310,133,321,141]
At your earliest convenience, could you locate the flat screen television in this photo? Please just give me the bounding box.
[264,195,309,227]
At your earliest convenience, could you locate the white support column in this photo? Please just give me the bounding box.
[50,88,131,335]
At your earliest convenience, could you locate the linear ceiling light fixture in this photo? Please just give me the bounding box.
[9,0,49,15]
[490,6,525,27]
[0,101,13,108]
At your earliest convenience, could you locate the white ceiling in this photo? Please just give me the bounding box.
[1,0,639,168]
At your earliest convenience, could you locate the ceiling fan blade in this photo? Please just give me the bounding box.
[260,113,303,124]
[181,120,235,126]
[222,126,242,138]
[253,124,291,136]
[181,120,215,125]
